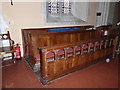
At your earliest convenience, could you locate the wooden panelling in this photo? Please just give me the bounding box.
[22,26,96,67]
[38,36,117,84]
[21,25,118,85]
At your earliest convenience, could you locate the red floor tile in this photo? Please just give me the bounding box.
[2,56,119,88]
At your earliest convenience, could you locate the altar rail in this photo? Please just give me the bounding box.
[38,36,118,85]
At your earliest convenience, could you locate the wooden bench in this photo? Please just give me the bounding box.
[22,25,95,69]
[38,36,117,85]
[22,25,118,85]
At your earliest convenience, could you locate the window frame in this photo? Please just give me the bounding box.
[44,0,89,26]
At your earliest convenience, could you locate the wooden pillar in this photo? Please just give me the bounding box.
[39,48,48,80]
[113,36,119,58]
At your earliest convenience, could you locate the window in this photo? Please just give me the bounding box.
[46,0,89,25]
[48,0,71,15]
[48,0,58,14]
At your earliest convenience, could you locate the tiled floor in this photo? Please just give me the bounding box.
[2,56,119,88]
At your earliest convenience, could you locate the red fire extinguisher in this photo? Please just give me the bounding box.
[15,43,22,60]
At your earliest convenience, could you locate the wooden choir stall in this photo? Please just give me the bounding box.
[22,25,118,85]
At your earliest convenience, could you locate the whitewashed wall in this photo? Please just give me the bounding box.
[73,2,89,22]
[107,2,115,25]
[95,2,115,26]
[0,3,11,60]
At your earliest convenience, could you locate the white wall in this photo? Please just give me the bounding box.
[2,2,44,56]
[107,2,115,25]
[73,2,89,22]
[95,2,115,26]
[2,2,97,56]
